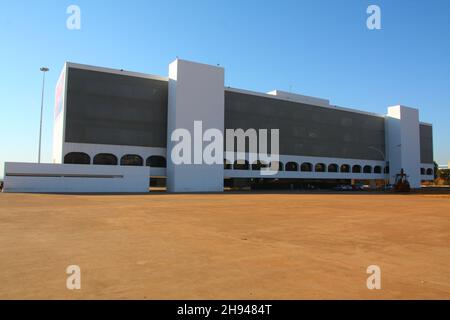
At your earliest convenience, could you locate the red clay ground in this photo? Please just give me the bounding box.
[0,192,449,299]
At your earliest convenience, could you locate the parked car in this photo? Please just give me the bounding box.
[333,184,353,191]
[351,184,365,191]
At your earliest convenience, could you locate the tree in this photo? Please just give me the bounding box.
[434,161,439,180]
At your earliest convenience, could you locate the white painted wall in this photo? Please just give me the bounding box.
[3,162,149,193]
[52,63,67,164]
[386,105,422,188]
[167,59,225,192]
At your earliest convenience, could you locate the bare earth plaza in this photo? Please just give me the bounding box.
[1,2,450,307]
[1,192,449,299]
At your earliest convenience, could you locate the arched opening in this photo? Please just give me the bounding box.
[285,162,298,172]
[64,152,90,165]
[251,160,268,170]
[234,160,249,170]
[301,162,313,172]
[328,163,339,172]
[224,159,232,170]
[146,155,166,168]
[120,154,143,166]
[420,168,425,175]
[93,153,117,165]
[363,165,372,173]
[315,163,326,172]
[340,164,350,173]
[426,168,433,175]
[374,166,382,174]
[352,165,362,173]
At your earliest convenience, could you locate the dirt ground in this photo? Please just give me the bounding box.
[0,192,449,299]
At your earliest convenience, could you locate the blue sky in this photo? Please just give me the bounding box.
[0,0,449,177]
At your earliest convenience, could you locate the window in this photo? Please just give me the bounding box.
[251,160,268,170]
[93,153,117,165]
[301,162,313,172]
[328,164,339,172]
[420,168,425,175]
[234,160,249,170]
[340,164,350,173]
[64,152,90,165]
[363,165,372,173]
[120,154,143,166]
[374,166,382,174]
[352,165,362,173]
[146,156,166,168]
[384,166,390,174]
[315,163,326,172]
[426,168,433,175]
[224,159,232,170]
[285,162,298,172]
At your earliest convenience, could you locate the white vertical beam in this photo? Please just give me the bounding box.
[166,59,225,192]
[386,105,421,188]
[52,63,68,164]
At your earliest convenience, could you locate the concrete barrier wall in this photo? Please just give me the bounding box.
[3,162,150,193]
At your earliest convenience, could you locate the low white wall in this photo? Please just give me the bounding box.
[3,162,150,193]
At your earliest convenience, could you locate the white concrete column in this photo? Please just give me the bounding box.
[386,105,421,188]
[166,59,225,192]
[52,63,68,164]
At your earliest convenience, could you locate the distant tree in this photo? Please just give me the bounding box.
[439,169,450,182]
[434,161,439,180]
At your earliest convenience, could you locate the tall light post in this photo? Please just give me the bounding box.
[38,67,49,163]
[369,146,387,190]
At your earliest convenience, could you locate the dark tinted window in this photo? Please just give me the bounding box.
[65,68,168,148]
[146,156,166,168]
[93,153,117,165]
[420,125,433,164]
[121,154,143,166]
[225,91,385,160]
[64,152,90,164]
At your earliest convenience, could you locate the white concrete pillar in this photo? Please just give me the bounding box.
[166,59,225,192]
[386,105,421,188]
[52,63,68,164]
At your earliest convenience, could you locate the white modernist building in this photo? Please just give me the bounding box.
[3,59,434,193]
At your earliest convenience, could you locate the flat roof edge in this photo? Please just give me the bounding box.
[226,87,386,119]
[62,62,432,126]
[65,62,169,82]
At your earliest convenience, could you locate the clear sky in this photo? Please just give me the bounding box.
[1,0,449,178]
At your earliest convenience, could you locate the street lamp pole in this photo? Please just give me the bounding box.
[38,67,49,163]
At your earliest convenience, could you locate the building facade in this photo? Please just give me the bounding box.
[49,59,433,192]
